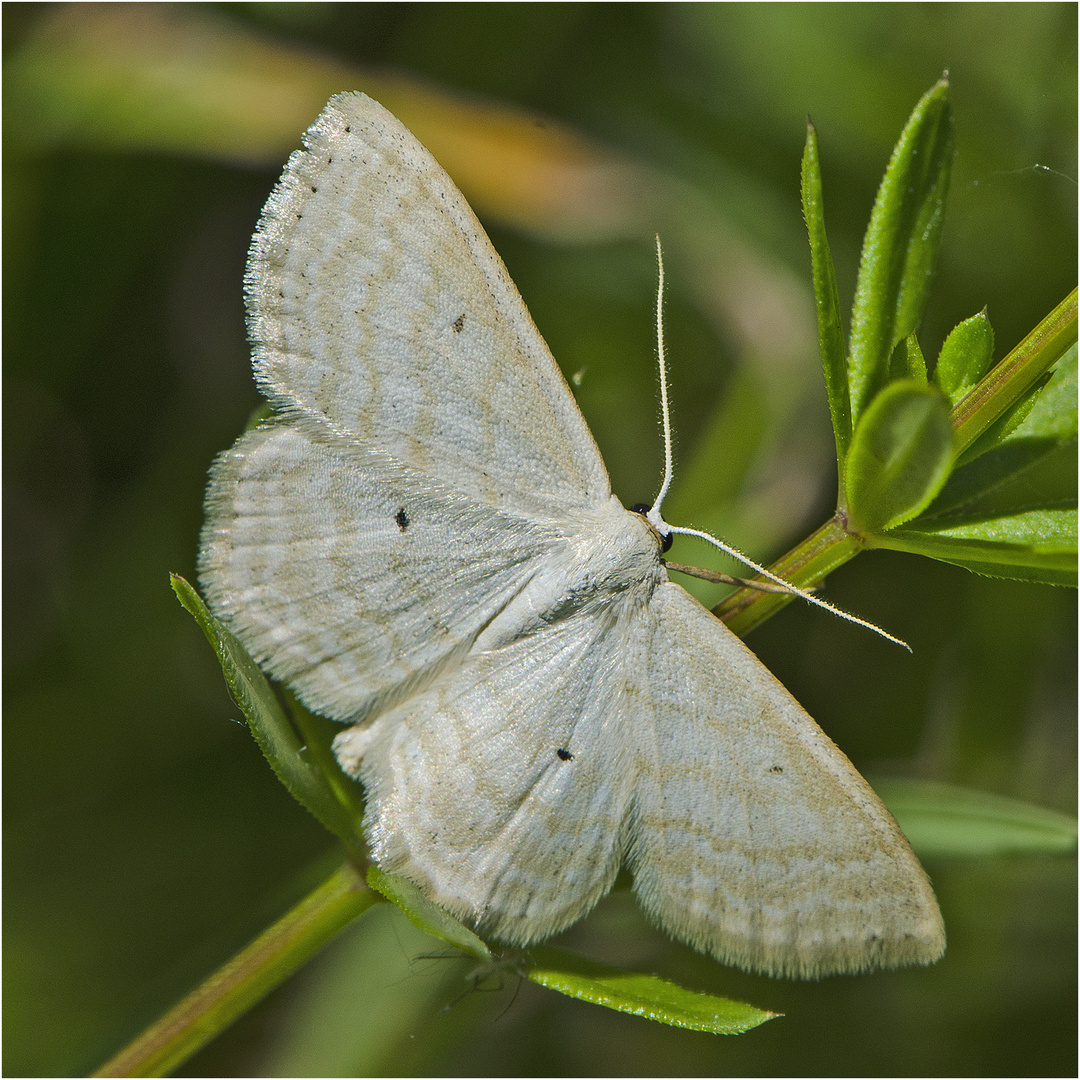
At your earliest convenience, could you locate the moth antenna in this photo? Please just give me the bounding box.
[648,236,675,523]
[642,240,907,652]
[665,523,911,651]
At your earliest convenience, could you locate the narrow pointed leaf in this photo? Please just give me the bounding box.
[934,310,995,404]
[524,947,778,1035]
[849,77,953,419]
[892,332,928,382]
[845,381,954,532]
[171,574,364,853]
[366,867,492,963]
[287,693,368,840]
[875,779,1078,857]
[801,119,851,464]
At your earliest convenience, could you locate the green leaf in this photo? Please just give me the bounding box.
[884,344,1078,585]
[244,400,274,431]
[364,874,778,1036]
[845,381,955,532]
[287,693,368,842]
[171,574,365,857]
[918,438,1076,526]
[801,119,851,465]
[951,289,1077,456]
[919,343,1076,523]
[891,332,928,383]
[359,872,779,1035]
[366,867,492,964]
[883,509,1077,586]
[934,309,995,404]
[524,947,778,1035]
[875,779,1078,857]
[849,77,953,420]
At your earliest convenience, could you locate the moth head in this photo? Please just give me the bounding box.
[630,503,673,553]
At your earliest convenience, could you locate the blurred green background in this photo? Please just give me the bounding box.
[4,3,1076,1075]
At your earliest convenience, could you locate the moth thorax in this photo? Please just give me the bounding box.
[560,498,664,600]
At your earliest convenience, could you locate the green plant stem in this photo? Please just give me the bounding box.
[951,288,1077,455]
[93,862,378,1078]
[713,513,864,637]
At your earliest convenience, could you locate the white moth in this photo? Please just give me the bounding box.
[199,92,945,979]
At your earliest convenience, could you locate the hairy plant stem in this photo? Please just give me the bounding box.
[714,513,864,636]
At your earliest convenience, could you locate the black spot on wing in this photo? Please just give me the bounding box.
[395,508,409,530]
